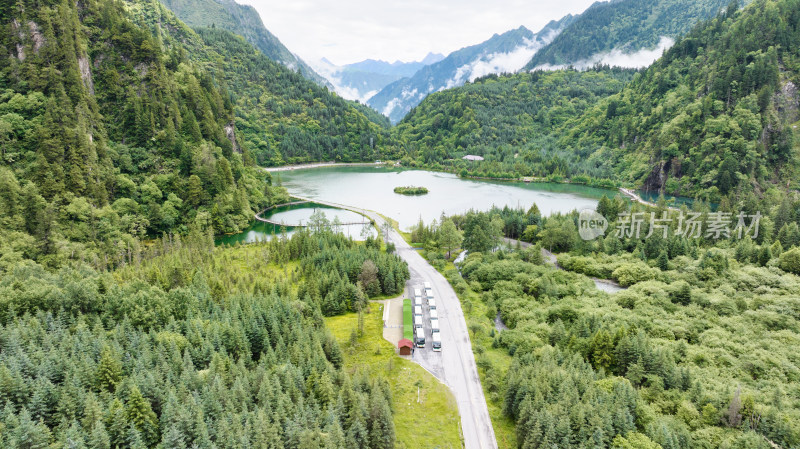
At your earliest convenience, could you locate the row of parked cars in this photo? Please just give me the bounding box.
[413,282,441,351]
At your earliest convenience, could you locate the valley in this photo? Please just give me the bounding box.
[1,0,800,448]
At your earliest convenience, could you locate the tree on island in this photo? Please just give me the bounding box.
[393,186,429,195]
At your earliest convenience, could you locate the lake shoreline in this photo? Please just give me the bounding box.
[264,162,702,212]
[262,161,633,198]
[273,165,607,232]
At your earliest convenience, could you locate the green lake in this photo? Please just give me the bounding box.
[278,166,615,230]
[218,166,622,245]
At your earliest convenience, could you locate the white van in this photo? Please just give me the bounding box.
[430,318,440,332]
[428,298,437,310]
[425,288,433,299]
[423,282,431,289]
[432,332,441,352]
[429,309,438,320]
[415,327,425,348]
[413,296,422,306]
[414,305,423,316]
[413,288,423,297]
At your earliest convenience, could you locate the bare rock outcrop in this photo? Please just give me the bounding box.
[224,121,242,154]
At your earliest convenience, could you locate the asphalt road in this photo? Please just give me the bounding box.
[401,243,498,449]
[292,195,498,449]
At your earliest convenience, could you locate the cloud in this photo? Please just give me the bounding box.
[238,0,598,65]
[444,25,564,89]
[308,59,371,102]
[534,36,676,71]
[382,97,401,117]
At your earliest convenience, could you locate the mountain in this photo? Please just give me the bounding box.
[560,0,800,198]
[369,17,575,124]
[192,28,395,165]
[394,68,635,174]
[158,0,332,88]
[395,0,800,201]
[0,0,275,266]
[347,53,444,76]
[313,53,445,104]
[121,0,397,163]
[0,0,395,267]
[421,52,446,65]
[523,0,734,70]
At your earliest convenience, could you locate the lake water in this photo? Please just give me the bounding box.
[277,166,615,231]
[267,203,369,227]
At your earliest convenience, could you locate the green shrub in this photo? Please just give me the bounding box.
[612,432,662,449]
[699,248,729,274]
[779,247,800,275]
[670,281,693,306]
[612,262,659,287]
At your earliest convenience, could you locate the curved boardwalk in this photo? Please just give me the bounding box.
[619,187,679,211]
[254,200,371,227]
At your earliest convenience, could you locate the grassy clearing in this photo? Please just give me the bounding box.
[325,304,463,449]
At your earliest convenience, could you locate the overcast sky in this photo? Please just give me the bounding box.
[238,0,599,66]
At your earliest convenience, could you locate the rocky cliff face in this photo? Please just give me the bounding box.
[10,19,45,61]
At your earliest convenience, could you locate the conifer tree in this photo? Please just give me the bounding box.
[124,386,160,445]
[96,346,122,392]
[368,390,395,449]
[657,249,669,271]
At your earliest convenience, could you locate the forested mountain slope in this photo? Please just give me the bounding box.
[562,0,800,199]
[0,0,394,270]
[123,0,394,165]
[192,28,395,165]
[394,68,635,178]
[0,0,275,268]
[158,0,332,88]
[523,0,733,70]
[396,0,800,202]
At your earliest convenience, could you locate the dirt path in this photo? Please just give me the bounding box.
[502,237,624,292]
[263,162,383,172]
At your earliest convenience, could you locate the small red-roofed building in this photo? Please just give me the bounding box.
[398,338,414,356]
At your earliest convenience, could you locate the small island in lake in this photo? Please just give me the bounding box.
[393,186,429,195]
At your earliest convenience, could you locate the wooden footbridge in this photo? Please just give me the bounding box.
[254,199,372,228]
